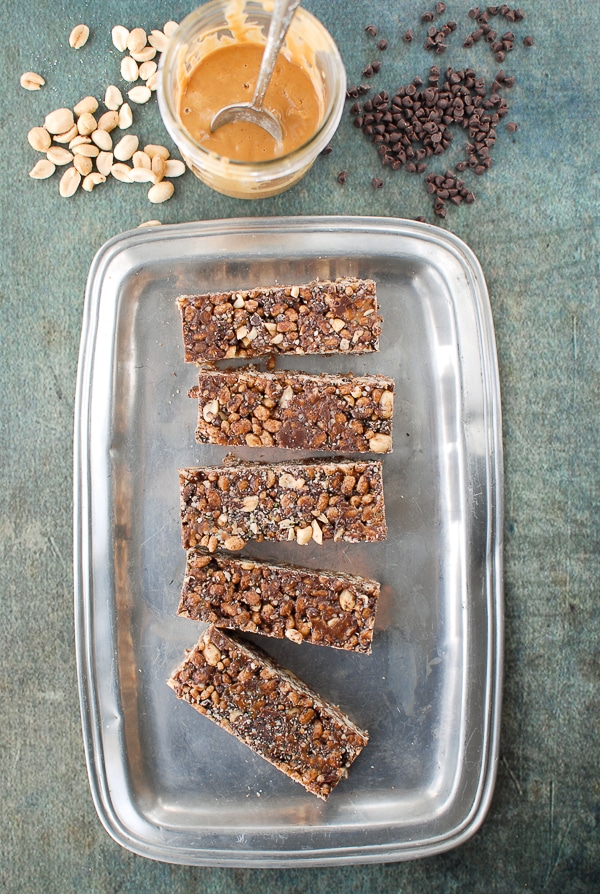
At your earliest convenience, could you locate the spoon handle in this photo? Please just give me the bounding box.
[253,0,302,107]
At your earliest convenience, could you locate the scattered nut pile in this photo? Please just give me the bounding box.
[23,21,184,213]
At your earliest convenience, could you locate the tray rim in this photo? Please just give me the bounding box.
[73,214,504,866]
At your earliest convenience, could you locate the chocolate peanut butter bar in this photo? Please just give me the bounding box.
[177,277,381,362]
[190,367,394,453]
[179,456,387,551]
[167,625,369,800]
[179,550,381,654]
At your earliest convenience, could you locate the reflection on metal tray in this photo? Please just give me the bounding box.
[74,216,503,866]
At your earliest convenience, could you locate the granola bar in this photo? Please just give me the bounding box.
[179,456,387,551]
[190,367,394,454]
[167,625,369,800]
[177,277,381,362]
[178,550,381,654]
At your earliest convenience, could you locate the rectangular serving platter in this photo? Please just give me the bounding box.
[74,216,503,866]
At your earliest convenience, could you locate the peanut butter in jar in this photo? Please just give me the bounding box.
[179,42,321,162]
[157,0,346,198]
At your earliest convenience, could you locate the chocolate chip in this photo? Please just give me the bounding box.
[320,144,332,155]
[436,2,447,14]
[506,121,518,132]
[404,29,415,41]
[421,12,435,23]
[337,170,348,184]
[362,64,374,78]
[377,38,389,51]
[371,177,384,188]
[365,24,378,37]
[523,35,534,46]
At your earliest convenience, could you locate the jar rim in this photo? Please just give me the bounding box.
[157,1,346,179]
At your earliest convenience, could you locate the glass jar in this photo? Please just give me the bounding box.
[157,0,346,199]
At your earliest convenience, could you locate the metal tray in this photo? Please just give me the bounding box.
[74,216,503,866]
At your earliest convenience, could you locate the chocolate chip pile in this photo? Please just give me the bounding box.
[350,65,513,218]
[340,4,533,219]
[464,5,531,61]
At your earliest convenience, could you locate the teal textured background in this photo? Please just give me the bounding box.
[1,1,598,891]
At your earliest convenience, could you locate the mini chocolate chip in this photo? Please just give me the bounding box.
[377,38,388,51]
[365,24,378,37]
[436,2,446,13]
[506,121,518,132]
[371,177,384,188]
[320,144,332,155]
[337,170,348,184]
[362,64,374,78]
[421,11,435,22]
[523,35,534,46]
[371,60,382,73]
[468,8,480,19]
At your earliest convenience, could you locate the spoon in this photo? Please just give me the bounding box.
[210,0,302,143]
